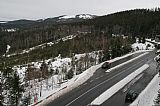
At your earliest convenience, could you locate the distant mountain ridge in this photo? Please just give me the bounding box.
[0,14,97,29]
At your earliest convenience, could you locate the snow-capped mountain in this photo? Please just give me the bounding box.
[0,14,97,29]
[0,21,8,24]
[59,14,96,19]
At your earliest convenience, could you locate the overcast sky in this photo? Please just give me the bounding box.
[0,0,160,21]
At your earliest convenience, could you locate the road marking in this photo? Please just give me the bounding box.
[100,75,104,77]
[147,59,152,63]
[96,77,100,80]
[83,83,87,86]
[66,59,146,106]
[90,80,94,83]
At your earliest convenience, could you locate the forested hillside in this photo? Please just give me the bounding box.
[86,8,160,36]
[0,9,160,55]
[0,8,160,66]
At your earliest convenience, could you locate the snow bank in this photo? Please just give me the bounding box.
[90,64,149,105]
[130,74,160,106]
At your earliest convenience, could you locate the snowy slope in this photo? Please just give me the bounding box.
[59,14,96,19]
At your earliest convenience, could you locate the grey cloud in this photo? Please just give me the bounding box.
[0,0,159,21]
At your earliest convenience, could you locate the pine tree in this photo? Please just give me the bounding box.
[142,37,145,44]
[40,61,49,89]
[9,72,24,106]
[66,69,74,79]
[0,68,24,106]
[139,37,142,43]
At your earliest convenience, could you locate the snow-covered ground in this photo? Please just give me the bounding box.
[130,74,160,106]
[90,64,149,105]
[59,15,76,19]
[13,57,71,80]
[5,28,16,32]
[36,62,103,106]
[146,38,159,44]
[131,41,155,51]
[2,45,11,57]
[12,51,99,105]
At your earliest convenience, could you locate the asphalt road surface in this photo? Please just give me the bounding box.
[102,51,157,106]
[47,51,156,106]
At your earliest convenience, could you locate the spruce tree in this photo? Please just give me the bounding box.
[142,37,145,44]
[9,71,24,106]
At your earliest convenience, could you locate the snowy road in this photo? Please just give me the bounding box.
[46,50,156,106]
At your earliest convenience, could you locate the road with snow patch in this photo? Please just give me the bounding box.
[47,50,156,106]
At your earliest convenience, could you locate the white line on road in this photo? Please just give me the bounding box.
[90,80,94,83]
[96,77,100,80]
[66,58,147,106]
[83,83,87,86]
[100,75,104,77]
